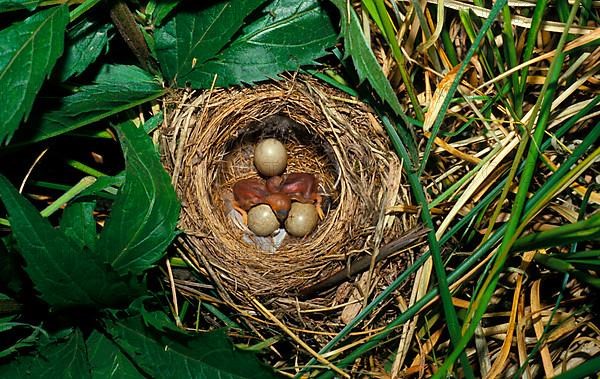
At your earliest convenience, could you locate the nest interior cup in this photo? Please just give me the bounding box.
[159,75,410,302]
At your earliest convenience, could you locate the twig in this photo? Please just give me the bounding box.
[248,294,351,379]
[298,226,430,298]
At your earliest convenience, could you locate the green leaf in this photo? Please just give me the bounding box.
[87,329,146,378]
[98,121,180,275]
[0,174,142,309]
[0,6,69,144]
[60,200,97,252]
[55,18,112,81]
[149,0,181,27]
[0,0,39,13]
[12,65,165,146]
[0,321,47,358]
[0,329,90,378]
[155,0,268,83]
[142,111,163,134]
[196,0,338,87]
[157,0,338,88]
[138,303,184,333]
[105,314,278,379]
[0,237,25,294]
[329,0,404,116]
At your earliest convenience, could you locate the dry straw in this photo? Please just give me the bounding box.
[159,75,416,313]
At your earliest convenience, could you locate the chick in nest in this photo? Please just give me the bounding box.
[266,173,324,220]
[232,178,291,224]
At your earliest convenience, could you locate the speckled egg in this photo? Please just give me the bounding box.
[254,138,287,176]
[247,204,280,236]
[284,203,318,237]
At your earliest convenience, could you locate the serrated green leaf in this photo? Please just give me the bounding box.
[0,6,69,144]
[87,329,146,378]
[0,0,39,13]
[105,314,278,379]
[0,174,143,309]
[0,329,90,378]
[155,0,268,83]
[329,0,403,116]
[60,200,97,252]
[11,64,165,146]
[157,0,338,88]
[98,121,180,275]
[192,0,338,87]
[55,18,112,81]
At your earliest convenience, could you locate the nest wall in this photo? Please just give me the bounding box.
[159,75,413,306]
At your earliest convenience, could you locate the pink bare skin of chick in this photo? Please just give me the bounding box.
[266,173,324,220]
[232,178,291,224]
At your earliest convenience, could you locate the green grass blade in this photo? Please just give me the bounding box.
[580,0,593,25]
[361,0,384,36]
[566,250,600,260]
[417,0,509,177]
[501,4,519,109]
[553,354,600,379]
[521,144,600,225]
[331,0,409,123]
[515,0,549,117]
[433,2,583,376]
[69,0,102,22]
[471,0,506,74]
[513,212,600,252]
[39,177,96,218]
[372,0,424,121]
[441,27,458,66]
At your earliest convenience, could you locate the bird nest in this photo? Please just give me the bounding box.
[158,75,417,312]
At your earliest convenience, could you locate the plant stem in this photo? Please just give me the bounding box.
[40,176,96,217]
[66,160,107,177]
[109,0,156,73]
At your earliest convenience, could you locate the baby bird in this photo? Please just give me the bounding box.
[267,173,324,220]
[232,178,291,224]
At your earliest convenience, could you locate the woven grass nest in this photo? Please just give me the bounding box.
[159,75,417,310]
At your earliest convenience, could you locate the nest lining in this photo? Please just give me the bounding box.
[159,75,412,301]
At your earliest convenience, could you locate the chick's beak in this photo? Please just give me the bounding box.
[275,209,289,223]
